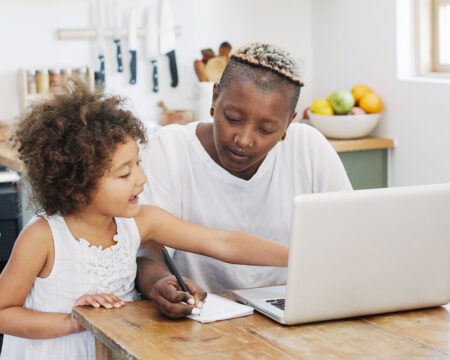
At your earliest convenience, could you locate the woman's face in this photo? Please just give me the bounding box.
[212,78,297,180]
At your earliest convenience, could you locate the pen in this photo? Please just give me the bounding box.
[162,247,189,293]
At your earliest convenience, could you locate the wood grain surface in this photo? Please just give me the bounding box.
[328,136,395,153]
[73,297,449,360]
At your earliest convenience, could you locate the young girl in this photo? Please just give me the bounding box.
[0,82,288,359]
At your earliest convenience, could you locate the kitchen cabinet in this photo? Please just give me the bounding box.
[0,170,20,273]
[329,137,394,190]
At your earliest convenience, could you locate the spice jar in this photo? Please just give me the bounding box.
[60,68,72,84]
[35,69,49,94]
[49,69,62,91]
[26,69,37,95]
[74,66,90,85]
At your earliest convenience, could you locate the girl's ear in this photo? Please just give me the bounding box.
[212,82,220,104]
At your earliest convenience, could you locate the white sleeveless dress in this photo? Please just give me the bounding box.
[1,215,141,360]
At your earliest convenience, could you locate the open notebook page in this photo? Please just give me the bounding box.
[187,293,253,323]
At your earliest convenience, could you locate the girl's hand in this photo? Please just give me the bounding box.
[69,294,125,334]
[74,294,125,309]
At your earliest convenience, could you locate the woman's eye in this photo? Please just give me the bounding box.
[259,128,273,135]
[120,173,131,179]
[225,114,240,124]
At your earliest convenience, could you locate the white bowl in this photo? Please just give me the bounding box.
[308,111,381,139]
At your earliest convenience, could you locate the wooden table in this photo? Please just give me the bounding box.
[73,292,450,360]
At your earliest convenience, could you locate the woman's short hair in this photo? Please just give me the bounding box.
[13,81,147,216]
[218,42,304,113]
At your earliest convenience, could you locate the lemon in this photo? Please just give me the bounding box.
[311,99,334,115]
[351,84,372,104]
[359,93,383,113]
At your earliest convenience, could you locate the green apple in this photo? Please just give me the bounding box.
[329,91,355,115]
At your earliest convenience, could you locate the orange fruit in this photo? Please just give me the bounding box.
[359,93,383,113]
[351,84,372,104]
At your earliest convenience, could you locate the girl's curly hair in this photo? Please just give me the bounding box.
[12,80,147,216]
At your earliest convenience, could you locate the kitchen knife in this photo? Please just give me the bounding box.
[94,0,105,89]
[146,2,159,92]
[128,7,138,85]
[159,0,178,87]
[113,0,123,73]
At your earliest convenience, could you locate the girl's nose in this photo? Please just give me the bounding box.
[137,165,147,186]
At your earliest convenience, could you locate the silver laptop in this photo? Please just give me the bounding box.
[234,184,450,325]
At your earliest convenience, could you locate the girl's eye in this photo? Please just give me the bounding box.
[120,173,130,179]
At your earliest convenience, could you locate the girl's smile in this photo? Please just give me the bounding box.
[86,137,147,219]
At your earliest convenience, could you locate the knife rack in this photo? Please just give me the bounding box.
[57,26,182,40]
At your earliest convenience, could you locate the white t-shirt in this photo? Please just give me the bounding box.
[140,122,352,292]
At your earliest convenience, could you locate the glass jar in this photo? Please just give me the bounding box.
[26,69,37,95]
[60,68,72,84]
[49,69,62,92]
[35,69,49,94]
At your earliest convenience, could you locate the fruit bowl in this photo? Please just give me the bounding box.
[308,111,381,139]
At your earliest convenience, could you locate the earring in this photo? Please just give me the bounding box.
[281,133,286,141]
[210,105,215,117]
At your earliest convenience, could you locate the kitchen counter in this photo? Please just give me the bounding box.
[0,137,394,174]
[328,136,394,152]
[0,143,23,173]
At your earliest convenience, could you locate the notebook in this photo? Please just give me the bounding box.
[233,183,450,325]
[187,293,253,323]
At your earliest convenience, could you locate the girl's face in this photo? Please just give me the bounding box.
[212,79,297,180]
[88,137,146,218]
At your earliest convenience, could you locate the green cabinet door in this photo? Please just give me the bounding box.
[338,149,388,190]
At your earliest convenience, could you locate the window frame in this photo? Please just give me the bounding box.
[416,0,450,75]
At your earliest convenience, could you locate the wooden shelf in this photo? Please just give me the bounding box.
[329,137,395,153]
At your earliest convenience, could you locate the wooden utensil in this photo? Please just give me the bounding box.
[157,101,194,126]
[205,56,228,82]
[194,60,207,82]
[219,41,232,57]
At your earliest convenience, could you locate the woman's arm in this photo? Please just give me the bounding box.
[0,219,77,339]
[135,206,288,267]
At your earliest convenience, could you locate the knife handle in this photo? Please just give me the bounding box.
[114,39,123,73]
[129,50,137,85]
[166,50,178,88]
[95,55,106,90]
[151,60,159,93]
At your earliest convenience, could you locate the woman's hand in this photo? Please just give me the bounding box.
[149,275,207,319]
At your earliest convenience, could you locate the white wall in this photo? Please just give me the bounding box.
[311,0,450,186]
[3,0,447,187]
[0,0,313,127]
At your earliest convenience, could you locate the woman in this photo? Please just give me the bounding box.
[137,42,352,318]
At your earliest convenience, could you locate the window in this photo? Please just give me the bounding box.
[432,0,450,72]
[416,0,450,74]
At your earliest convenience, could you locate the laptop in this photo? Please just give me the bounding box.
[233,183,450,325]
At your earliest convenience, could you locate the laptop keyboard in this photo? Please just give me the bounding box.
[266,298,285,310]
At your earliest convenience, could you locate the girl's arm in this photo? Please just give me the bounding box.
[0,218,77,339]
[135,206,288,267]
